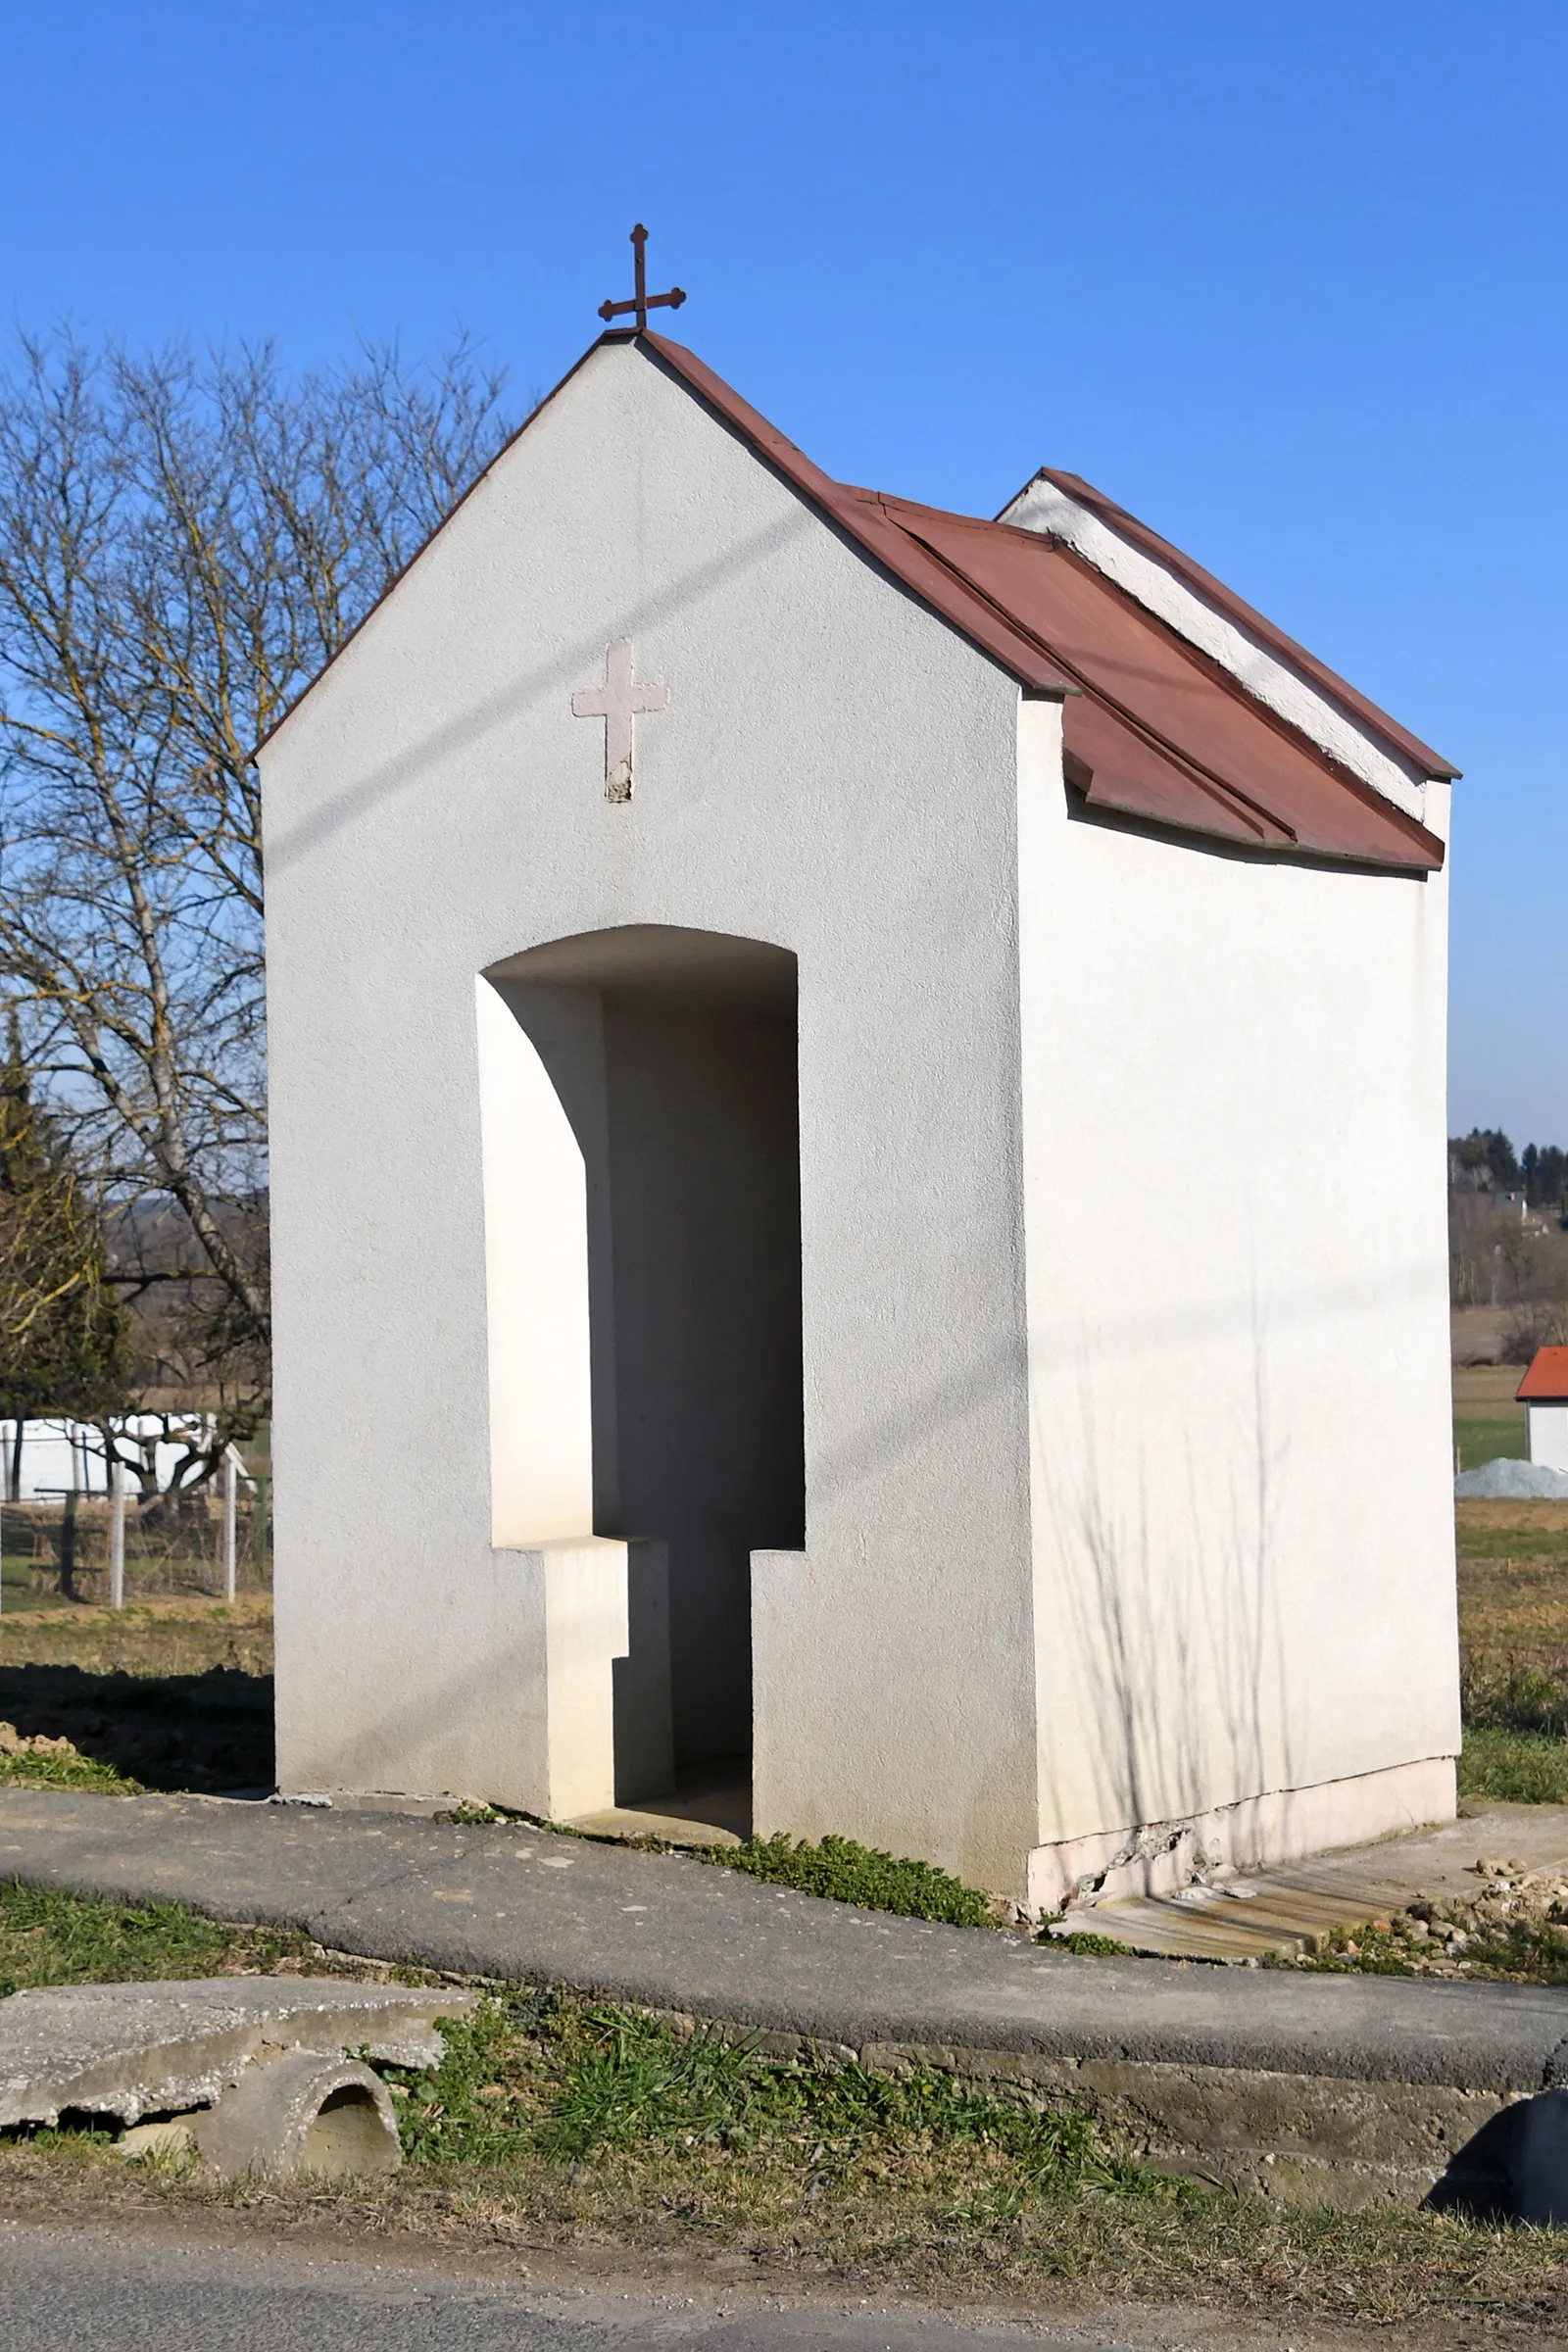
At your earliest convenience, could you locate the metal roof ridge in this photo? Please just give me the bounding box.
[861,486,1445,869]
[1006,466,1460,784]
[880,510,1301,848]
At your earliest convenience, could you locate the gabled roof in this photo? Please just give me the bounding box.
[260,327,1450,872]
[829,484,1443,867]
[1518,1348,1568,1403]
[1010,468,1458,785]
[642,337,1444,868]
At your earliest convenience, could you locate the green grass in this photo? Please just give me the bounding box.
[1458,1725,1568,1804]
[1454,1413,1529,1467]
[12,1907,1568,2327]
[386,1989,1153,2192]
[712,1832,998,1926]
[1457,1519,1568,1567]
[0,1877,326,1996]
[1046,1927,1136,1956]
[0,1742,141,1795]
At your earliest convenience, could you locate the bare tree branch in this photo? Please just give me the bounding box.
[0,329,513,1390]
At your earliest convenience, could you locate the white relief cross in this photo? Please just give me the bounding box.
[570,638,669,803]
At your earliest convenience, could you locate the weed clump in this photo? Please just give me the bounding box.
[388,1991,1143,2198]
[1459,1724,1568,1805]
[712,1832,996,1926]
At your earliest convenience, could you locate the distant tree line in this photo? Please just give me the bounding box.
[1450,1129,1568,1214]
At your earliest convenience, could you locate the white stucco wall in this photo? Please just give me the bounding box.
[1016,699,1458,1857]
[262,333,1458,1893]
[475,977,596,1545]
[262,339,1040,1883]
[1529,1402,1568,1472]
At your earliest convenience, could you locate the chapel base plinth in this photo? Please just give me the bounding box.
[1029,1756,1458,1916]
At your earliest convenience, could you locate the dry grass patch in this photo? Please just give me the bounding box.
[0,1594,272,1677]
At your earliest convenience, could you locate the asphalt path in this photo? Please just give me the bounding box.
[0,2224,1132,2352]
[3,1787,1568,2089]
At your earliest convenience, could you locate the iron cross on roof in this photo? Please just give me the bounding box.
[598,223,686,332]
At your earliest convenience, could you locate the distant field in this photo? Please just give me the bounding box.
[1453,1361,1529,1471]
[1455,1500,1568,1799]
[1454,1414,1530,1467]
[0,1594,271,1677]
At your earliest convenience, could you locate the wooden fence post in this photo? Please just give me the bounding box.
[222,1453,238,1603]
[110,1462,125,1610]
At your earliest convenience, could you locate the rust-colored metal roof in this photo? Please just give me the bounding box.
[1010,467,1458,784]
[817,482,1444,869]
[259,327,1450,872]
[646,337,1443,869]
[1517,1348,1568,1402]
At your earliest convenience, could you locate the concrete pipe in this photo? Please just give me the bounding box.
[190,2053,403,2180]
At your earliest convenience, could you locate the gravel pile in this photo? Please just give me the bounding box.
[1454,1456,1568,1499]
[1410,1855,1568,1957]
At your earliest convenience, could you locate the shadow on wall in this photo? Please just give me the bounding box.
[800,1255,1444,1862]
[484,926,806,1791]
[1035,1330,1293,1864]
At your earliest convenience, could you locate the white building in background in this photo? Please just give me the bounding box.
[1519,1350,1568,1472]
[260,321,1461,1908]
[0,1416,226,1500]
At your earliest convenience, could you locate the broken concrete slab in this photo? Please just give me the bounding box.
[0,1976,475,2129]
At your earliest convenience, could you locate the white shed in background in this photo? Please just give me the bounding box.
[1519,1350,1568,1472]
[0,1416,237,1501]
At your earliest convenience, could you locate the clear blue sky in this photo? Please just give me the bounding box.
[7,1,1563,1147]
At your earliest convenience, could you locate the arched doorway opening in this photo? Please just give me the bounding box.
[480,926,804,1806]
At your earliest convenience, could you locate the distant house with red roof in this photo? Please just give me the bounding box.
[1518,1348,1568,1472]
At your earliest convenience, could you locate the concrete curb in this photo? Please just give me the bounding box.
[4,1788,1567,2206]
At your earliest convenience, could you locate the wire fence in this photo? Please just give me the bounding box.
[0,1482,271,1609]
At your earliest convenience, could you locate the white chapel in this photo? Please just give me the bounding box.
[259,321,1460,1907]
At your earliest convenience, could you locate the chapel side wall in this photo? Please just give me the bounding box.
[260,338,1041,1873]
[1017,697,1458,1851]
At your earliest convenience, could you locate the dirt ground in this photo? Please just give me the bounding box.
[0,1596,273,1792]
[0,1501,1564,1804]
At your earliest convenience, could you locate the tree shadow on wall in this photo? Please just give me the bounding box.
[1037,1331,1295,1876]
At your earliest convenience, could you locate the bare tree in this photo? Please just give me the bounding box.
[0,1026,131,1496]
[0,330,513,1441]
